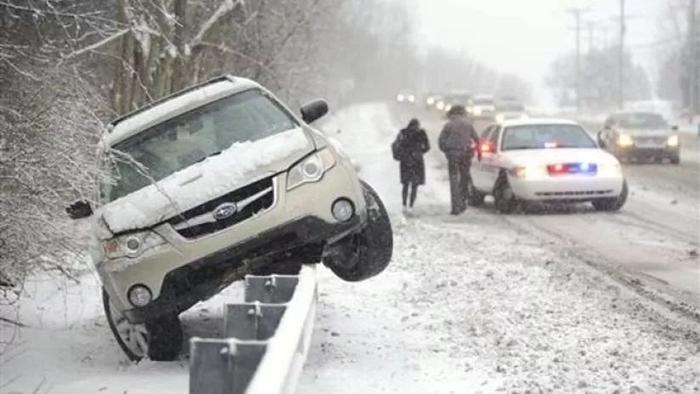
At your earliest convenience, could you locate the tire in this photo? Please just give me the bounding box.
[671,155,680,165]
[103,289,183,362]
[324,181,393,282]
[493,173,517,214]
[592,180,628,212]
[467,181,486,207]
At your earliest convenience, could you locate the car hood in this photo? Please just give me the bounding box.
[501,148,619,167]
[100,127,315,235]
[619,128,672,138]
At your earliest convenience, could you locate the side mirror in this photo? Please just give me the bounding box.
[300,99,329,124]
[597,131,606,148]
[66,200,93,220]
[672,125,679,131]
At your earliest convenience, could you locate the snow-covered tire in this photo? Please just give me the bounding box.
[324,181,393,282]
[467,182,486,207]
[493,173,517,214]
[103,289,182,362]
[592,180,628,212]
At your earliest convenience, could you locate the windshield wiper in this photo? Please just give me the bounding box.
[194,150,223,164]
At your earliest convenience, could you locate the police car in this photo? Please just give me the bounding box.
[468,119,628,213]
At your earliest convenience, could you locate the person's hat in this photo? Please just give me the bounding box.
[447,105,466,116]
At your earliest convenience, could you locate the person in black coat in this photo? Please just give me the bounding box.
[394,119,430,209]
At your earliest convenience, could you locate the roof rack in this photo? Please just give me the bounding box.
[108,75,235,131]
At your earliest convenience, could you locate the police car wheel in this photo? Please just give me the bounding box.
[592,180,628,212]
[494,173,517,214]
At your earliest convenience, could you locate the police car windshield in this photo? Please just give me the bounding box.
[502,124,596,151]
[103,89,297,202]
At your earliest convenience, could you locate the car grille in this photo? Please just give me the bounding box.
[635,137,666,145]
[169,177,275,239]
[535,190,613,197]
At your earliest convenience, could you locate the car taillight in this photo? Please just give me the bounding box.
[480,142,493,153]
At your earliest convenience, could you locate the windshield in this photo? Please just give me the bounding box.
[616,113,668,129]
[502,124,596,151]
[104,89,297,202]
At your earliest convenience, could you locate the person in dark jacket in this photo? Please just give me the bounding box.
[438,105,479,215]
[395,119,430,209]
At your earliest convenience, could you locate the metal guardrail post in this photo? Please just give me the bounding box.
[189,266,317,394]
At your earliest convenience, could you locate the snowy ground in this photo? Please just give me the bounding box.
[1,102,699,393]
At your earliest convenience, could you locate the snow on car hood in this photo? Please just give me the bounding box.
[501,148,619,167]
[100,127,314,234]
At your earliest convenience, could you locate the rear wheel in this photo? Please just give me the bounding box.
[103,289,183,362]
[324,181,393,282]
[493,173,517,214]
[592,180,628,212]
[467,182,486,207]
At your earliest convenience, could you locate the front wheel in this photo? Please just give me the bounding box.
[103,289,183,362]
[493,173,518,214]
[592,180,628,212]
[323,181,393,282]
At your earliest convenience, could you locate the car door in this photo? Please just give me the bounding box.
[471,126,494,191]
[482,126,502,190]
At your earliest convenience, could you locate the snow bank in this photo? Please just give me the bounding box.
[102,128,311,233]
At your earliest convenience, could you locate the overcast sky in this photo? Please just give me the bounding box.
[406,0,672,104]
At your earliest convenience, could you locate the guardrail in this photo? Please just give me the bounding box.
[189,265,317,394]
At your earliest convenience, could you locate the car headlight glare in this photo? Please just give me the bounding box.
[102,231,165,260]
[617,134,634,147]
[667,134,679,147]
[427,97,435,105]
[510,166,543,179]
[436,101,445,110]
[287,148,336,190]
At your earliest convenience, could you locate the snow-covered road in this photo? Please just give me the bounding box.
[1,102,699,393]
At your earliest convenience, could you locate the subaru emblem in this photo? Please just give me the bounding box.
[213,202,238,221]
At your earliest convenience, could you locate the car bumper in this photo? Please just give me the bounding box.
[510,175,624,201]
[98,162,366,318]
[613,145,679,158]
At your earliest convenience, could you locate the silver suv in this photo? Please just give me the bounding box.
[67,75,393,361]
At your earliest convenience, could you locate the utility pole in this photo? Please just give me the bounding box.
[568,8,584,113]
[688,0,697,121]
[618,0,625,110]
[587,21,595,53]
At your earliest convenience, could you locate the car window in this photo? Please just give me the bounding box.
[501,124,596,151]
[616,113,668,129]
[480,126,495,140]
[104,89,298,202]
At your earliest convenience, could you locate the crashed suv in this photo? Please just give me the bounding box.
[67,75,393,361]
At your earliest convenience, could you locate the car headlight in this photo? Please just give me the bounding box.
[436,101,445,110]
[396,94,404,102]
[667,134,679,147]
[495,114,505,123]
[102,231,165,259]
[509,166,544,179]
[287,148,337,190]
[617,134,634,147]
[408,95,415,103]
[426,97,435,105]
[473,108,483,116]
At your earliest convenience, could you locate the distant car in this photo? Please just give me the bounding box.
[469,119,628,213]
[436,92,473,114]
[597,112,680,164]
[396,92,416,104]
[494,101,528,123]
[66,75,393,362]
[467,96,496,118]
